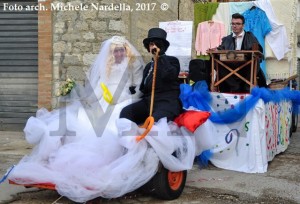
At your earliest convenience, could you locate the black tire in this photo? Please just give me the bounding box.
[140,163,187,200]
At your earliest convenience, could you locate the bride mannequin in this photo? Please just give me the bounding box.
[72,36,144,139]
[83,35,143,106]
[15,36,144,161]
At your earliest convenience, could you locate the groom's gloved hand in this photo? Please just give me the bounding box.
[129,86,136,94]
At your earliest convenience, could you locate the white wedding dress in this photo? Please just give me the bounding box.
[8,37,196,202]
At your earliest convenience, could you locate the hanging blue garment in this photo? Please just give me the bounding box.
[243,7,272,78]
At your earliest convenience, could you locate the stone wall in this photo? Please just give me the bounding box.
[52,0,196,107]
[52,0,131,100]
[179,0,195,58]
[179,0,194,21]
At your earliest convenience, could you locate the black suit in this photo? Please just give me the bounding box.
[120,55,182,124]
[217,31,265,92]
[217,31,262,51]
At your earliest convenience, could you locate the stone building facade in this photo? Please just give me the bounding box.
[38,0,194,109]
[37,0,298,110]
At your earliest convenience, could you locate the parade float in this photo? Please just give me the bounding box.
[3,0,300,202]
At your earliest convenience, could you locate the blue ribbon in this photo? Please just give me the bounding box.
[0,165,15,184]
[180,81,300,124]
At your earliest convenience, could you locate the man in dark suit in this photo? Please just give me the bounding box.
[120,28,182,124]
[217,13,265,92]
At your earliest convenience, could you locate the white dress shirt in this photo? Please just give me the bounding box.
[233,30,245,50]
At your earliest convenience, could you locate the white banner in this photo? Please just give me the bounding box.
[194,93,291,173]
[159,21,193,72]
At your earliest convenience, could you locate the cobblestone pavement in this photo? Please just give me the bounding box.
[1,129,300,204]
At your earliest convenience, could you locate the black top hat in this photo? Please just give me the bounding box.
[143,28,170,51]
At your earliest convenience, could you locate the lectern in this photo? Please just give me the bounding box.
[207,50,263,92]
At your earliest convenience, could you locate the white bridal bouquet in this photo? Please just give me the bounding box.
[57,77,76,96]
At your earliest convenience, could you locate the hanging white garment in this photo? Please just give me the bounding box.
[212,3,231,36]
[254,0,290,60]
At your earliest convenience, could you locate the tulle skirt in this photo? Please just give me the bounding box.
[9,99,195,202]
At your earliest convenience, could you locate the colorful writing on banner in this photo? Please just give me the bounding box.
[265,101,291,161]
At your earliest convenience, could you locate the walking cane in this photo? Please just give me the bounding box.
[136,48,160,142]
